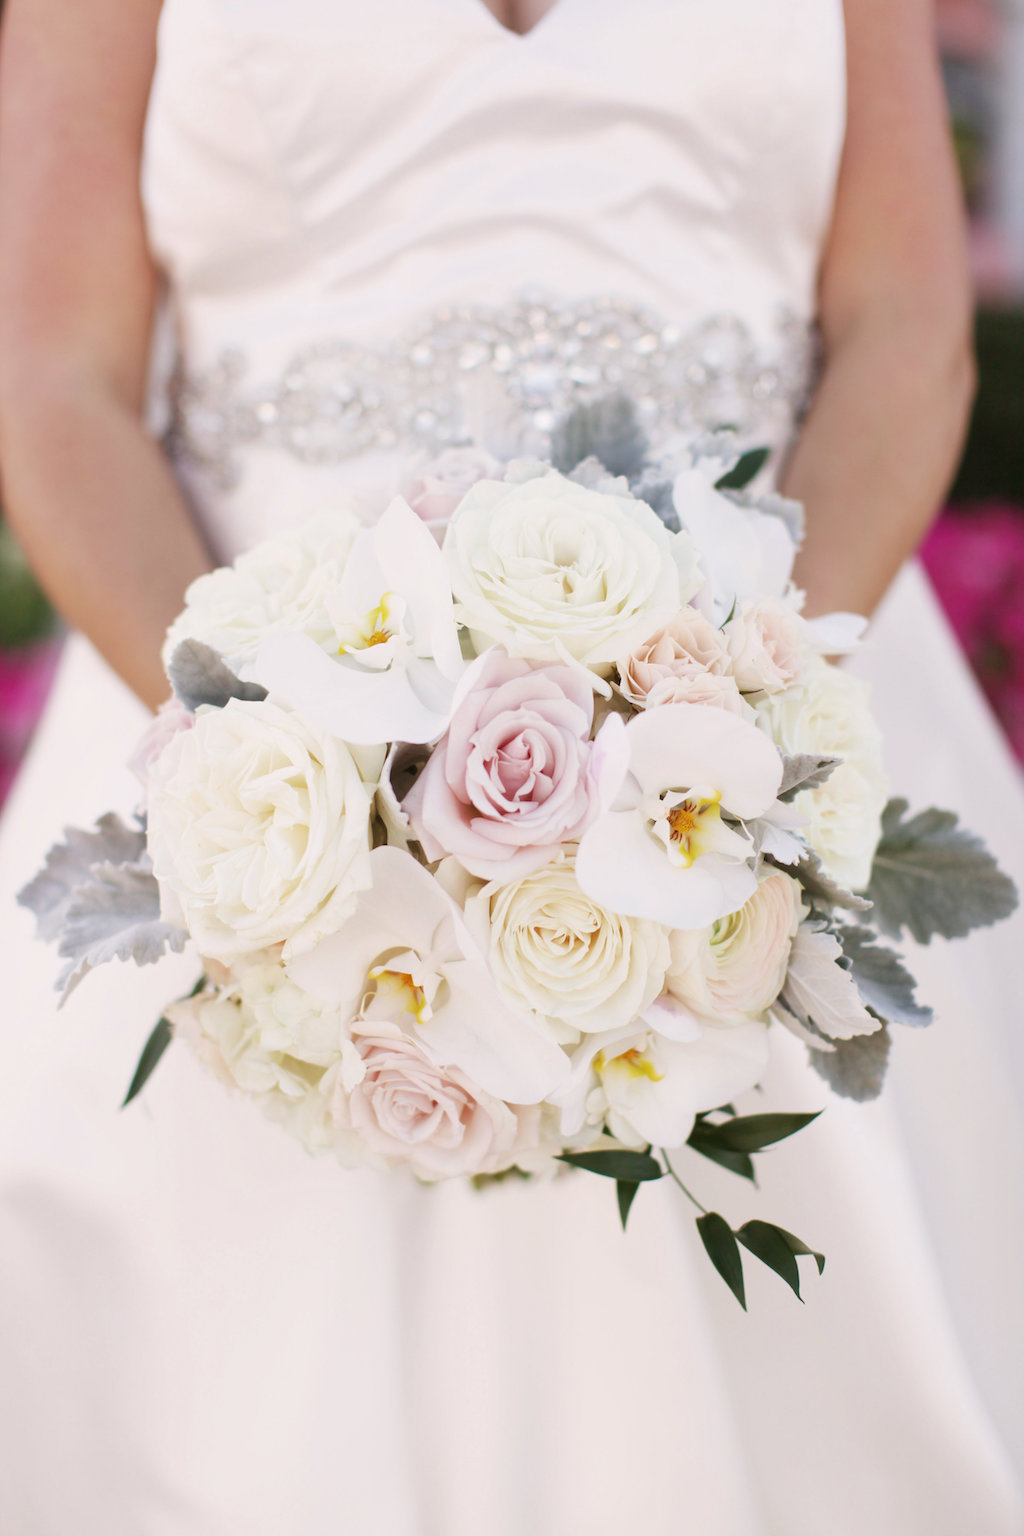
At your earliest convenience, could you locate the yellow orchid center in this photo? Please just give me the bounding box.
[338,592,397,654]
[595,1046,664,1084]
[655,787,724,869]
[368,963,433,1025]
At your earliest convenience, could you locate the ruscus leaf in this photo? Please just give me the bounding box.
[696,1213,746,1309]
[616,1179,641,1230]
[736,1220,825,1299]
[122,1016,173,1107]
[714,445,769,491]
[557,1148,664,1182]
[692,1110,822,1154]
[685,1129,757,1183]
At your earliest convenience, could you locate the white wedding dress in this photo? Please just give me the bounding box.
[2,2,1024,1532]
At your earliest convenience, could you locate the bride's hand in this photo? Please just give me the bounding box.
[784,0,975,620]
[0,0,213,711]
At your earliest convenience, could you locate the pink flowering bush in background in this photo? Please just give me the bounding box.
[0,640,61,805]
[920,504,1024,763]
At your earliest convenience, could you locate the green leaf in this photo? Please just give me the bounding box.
[616,1179,641,1230]
[736,1220,825,1299]
[122,1016,173,1108]
[836,925,933,1026]
[714,445,769,491]
[557,1148,665,1182]
[865,797,1018,944]
[686,1125,757,1182]
[696,1213,746,1309]
[690,1110,821,1154]
[809,1024,891,1101]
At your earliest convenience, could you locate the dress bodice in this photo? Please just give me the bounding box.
[142,0,846,555]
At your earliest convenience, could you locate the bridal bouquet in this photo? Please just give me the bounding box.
[21,404,1018,1307]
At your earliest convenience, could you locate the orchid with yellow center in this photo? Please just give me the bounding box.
[547,1015,769,1149]
[249,498,465,745]
[576,703,784,929]
[288,847,569,1105]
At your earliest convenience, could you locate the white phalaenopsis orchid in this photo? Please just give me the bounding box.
[548,1017,770,1149]
[287,847,570,1105]
[575,704,784,930]
[672,459,796,622]
[250,498,464,745]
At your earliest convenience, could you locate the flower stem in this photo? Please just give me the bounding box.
[660,1148,707,1214]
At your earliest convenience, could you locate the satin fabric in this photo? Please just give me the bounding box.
[1,2,1023,1532]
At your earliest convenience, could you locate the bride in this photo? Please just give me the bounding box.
[0,0,1022,1531]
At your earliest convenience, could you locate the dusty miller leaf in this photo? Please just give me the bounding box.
[778,754,842,802]
[865,798,1019,944]
[18,813,147,941]
[167,640,268,712]
[835,925,932,1027]
[551,393,649,479]
[781,924,880,1040]
[56,861,187,1004]
[809,1025,891,1102]
[783,847,872,916]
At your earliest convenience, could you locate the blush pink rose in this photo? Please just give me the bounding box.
[618,607,729,707]
[724,598,807,694]
[402,446,505,524]
[404,651,599,879]
[645,671,750,716]
[338,1034,518,1179]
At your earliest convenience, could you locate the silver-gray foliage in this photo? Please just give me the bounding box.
[783,848,872,916]
[168,640,268,713]
[866,797,1019,944]
[778,754,842,803]
[836,925,933,1027]
[18,813,147,941]
[56,861,187,1004]
[809,1025,891,1102]
[551,393,649,480]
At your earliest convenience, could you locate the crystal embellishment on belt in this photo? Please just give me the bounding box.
[166,296,816,489]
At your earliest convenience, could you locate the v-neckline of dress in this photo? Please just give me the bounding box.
[466,0,573,43]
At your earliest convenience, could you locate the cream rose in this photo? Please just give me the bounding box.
[618,607,729,706]
[465,849,670,1037]
[756,659,888,890]
[444,467,700,667]
[666,871,805,1024]
[148,698,373,962]
[333,1034,520,1180]
[724,597,808,694]
[162,511,362,669]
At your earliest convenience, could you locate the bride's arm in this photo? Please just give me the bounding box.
[783,0,975,618]
[0,0,213,711]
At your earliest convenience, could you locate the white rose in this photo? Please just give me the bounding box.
[465,850,670,1038]
[148,698,373,961]
[162,511,362,670]
[756,659,888,890]
[444,467,701,667]
[724,597,808,694]
[666,871,805,1023]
